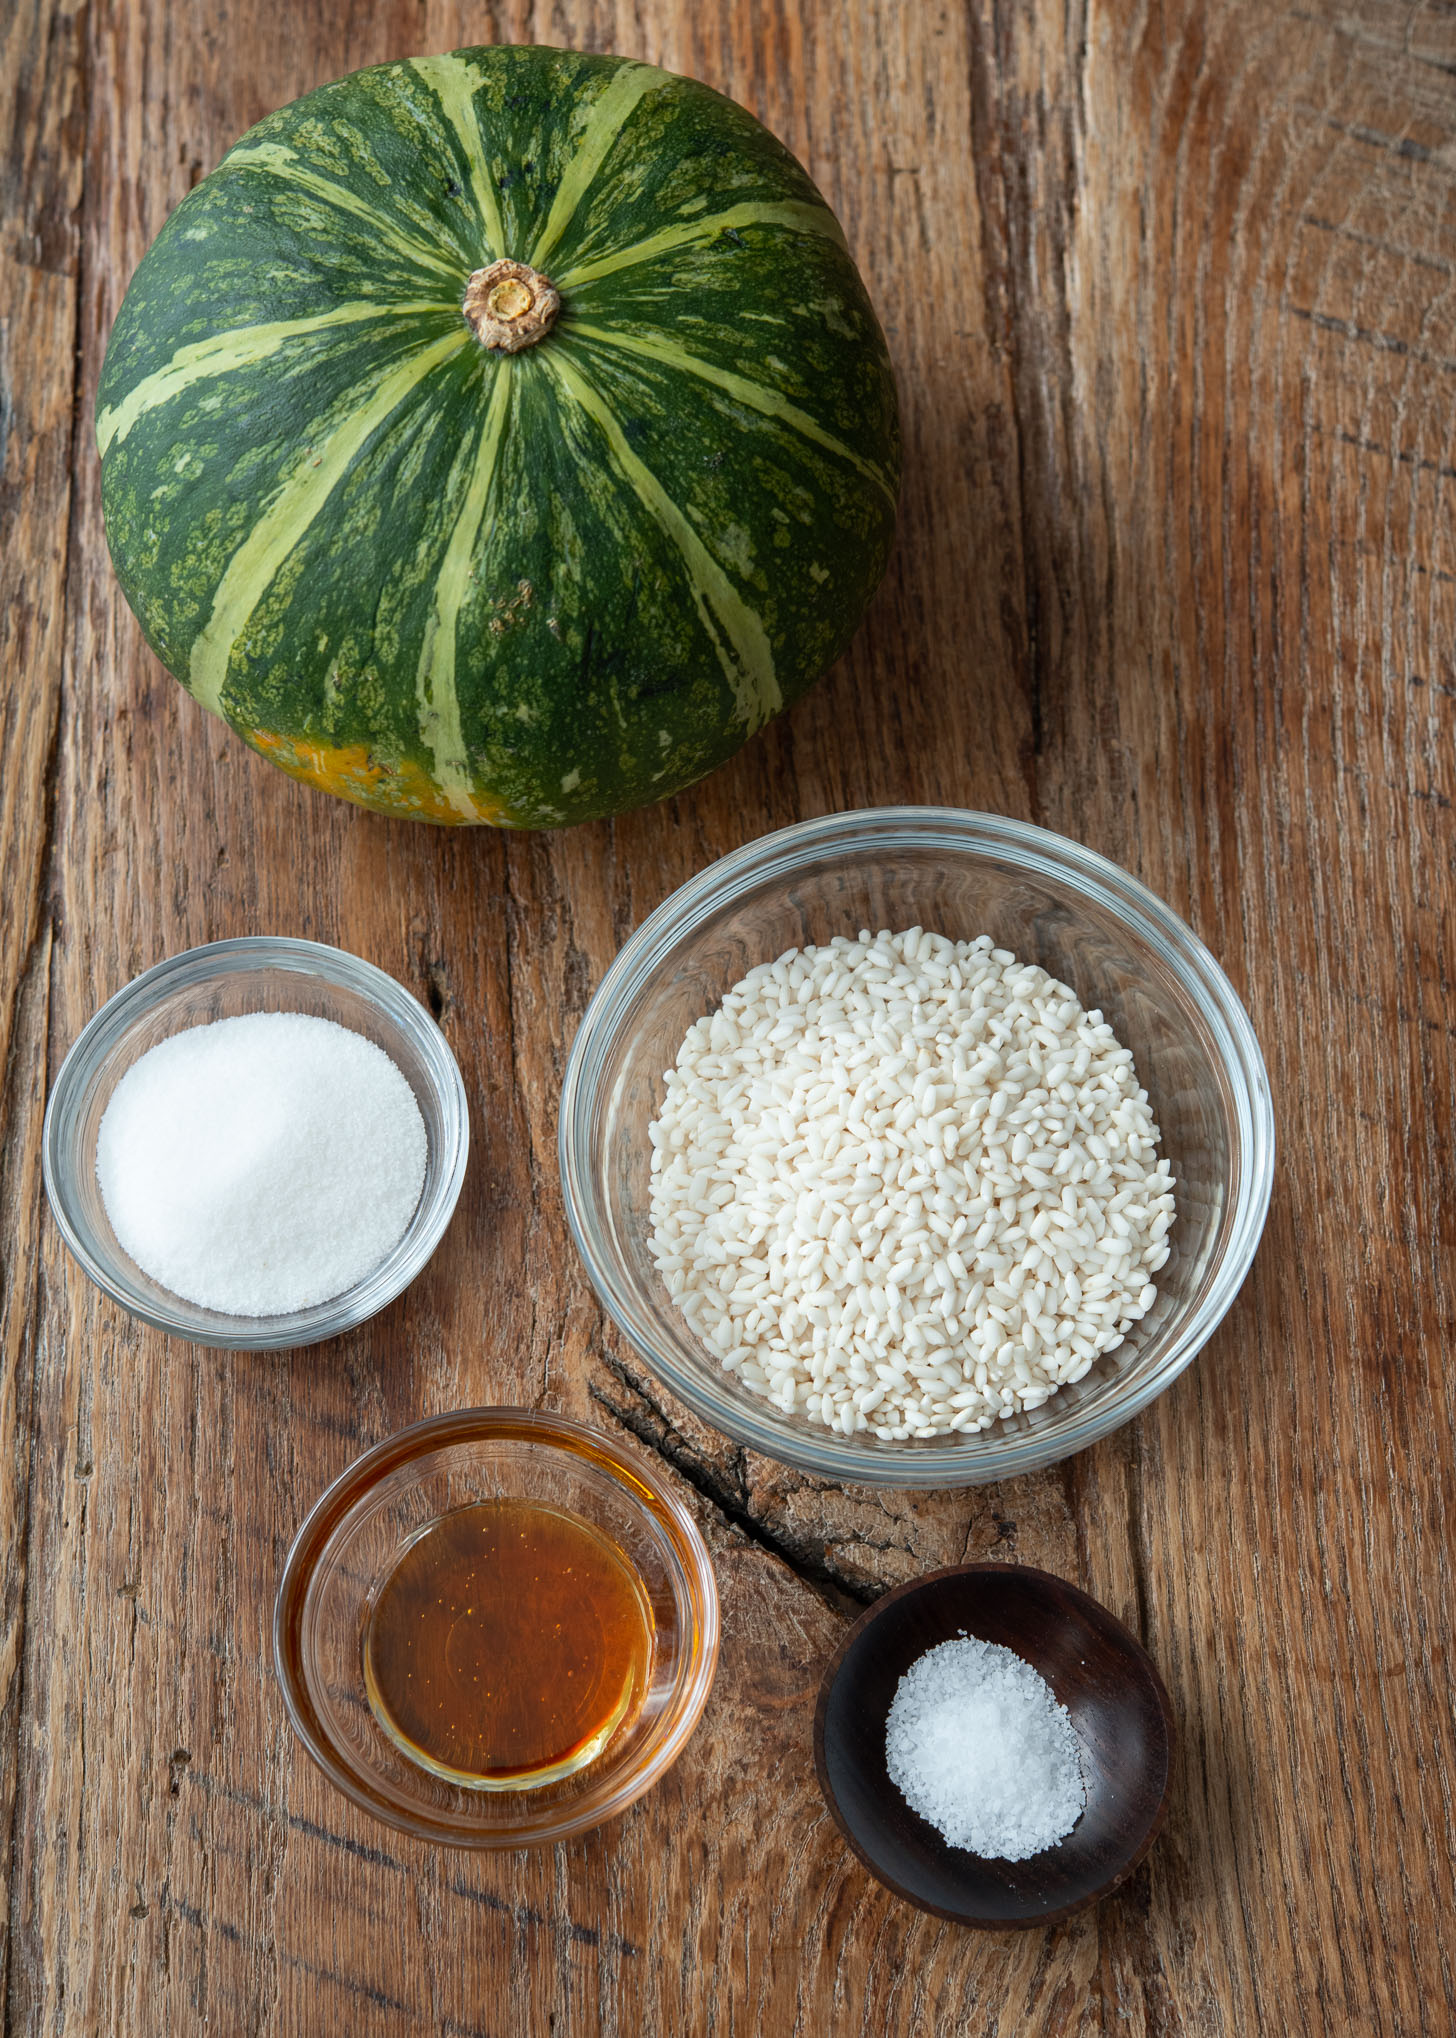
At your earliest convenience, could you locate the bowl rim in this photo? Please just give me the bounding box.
[812,1559,1176,1928]
[41,934,469,1351]
[272,1404,722,1848]
[558,805,1276,1485]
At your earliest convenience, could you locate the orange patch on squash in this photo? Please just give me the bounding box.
[245,730,512,826]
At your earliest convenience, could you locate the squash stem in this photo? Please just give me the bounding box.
[463,260,561,353]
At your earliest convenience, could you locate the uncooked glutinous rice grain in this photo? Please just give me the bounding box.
[647,929,1176,1439]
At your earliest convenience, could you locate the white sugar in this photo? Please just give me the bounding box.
[885,1634,1086,1858]
[96,1012,428,1316]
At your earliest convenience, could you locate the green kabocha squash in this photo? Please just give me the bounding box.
[97,45,900,826]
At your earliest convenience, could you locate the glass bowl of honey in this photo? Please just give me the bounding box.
[274,1408,720,1847]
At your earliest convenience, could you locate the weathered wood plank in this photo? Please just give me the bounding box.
[1,0,1453,2031]
[0,0,87,2021]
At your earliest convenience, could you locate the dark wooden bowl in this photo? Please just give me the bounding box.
[813,1563,1175,1928]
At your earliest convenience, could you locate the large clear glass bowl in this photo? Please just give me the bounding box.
[559,809,1274,1487]
[42,936,469,1350]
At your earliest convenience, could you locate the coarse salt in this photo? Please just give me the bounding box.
[96,1012,427,1316]
[885,1634,1085,1858]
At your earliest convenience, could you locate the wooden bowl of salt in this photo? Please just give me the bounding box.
[813,1562,1175,1928]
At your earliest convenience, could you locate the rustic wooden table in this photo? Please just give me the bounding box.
[4,1,1454,2031]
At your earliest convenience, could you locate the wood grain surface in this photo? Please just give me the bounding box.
[3,0,1454,2031]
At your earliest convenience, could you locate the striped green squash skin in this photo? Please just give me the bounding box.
[97,45,900,827]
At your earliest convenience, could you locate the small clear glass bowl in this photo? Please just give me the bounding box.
[559,808,1275,1487]
[42,936,468,1350]
[273,1407,720,1848]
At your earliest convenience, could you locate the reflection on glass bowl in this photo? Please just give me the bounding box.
[560,809,1274,1488]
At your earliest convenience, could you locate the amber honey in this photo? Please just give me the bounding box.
[363,1498,654,1789]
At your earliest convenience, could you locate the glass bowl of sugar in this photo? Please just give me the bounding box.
[559,808,1274,1487]
[43,936,468,1350]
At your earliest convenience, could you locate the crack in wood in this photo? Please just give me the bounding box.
[587,1352,879,1616]
[0,917,57,2038]
[0,7,93,2007]
[180,1767,642,1961]
[0,318,12,488]
[444,1877,640,1961]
